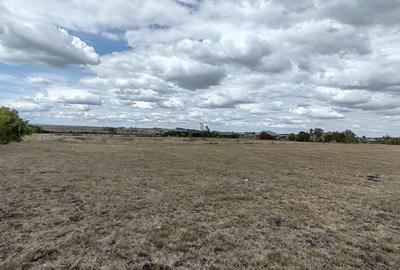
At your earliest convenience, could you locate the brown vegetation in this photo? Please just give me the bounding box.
[1,134,399,269]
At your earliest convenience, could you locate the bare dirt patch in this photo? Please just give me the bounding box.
[1,135,399,269]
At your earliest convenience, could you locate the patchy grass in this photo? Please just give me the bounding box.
[1,134,399,269]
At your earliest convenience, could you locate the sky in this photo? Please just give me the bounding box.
[0,0,400,136]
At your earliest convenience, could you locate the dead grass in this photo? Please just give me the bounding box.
[0,134,399,269]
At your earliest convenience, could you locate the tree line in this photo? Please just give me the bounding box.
[287,128,358,143]
[259,128,400,145]
[378,136,400,145]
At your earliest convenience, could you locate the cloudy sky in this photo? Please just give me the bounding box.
[1,0,400,136]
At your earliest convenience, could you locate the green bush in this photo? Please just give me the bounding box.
[0,107,42,144]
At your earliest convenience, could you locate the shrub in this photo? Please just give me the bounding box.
[0,107,26,143]
[0,107,41,144]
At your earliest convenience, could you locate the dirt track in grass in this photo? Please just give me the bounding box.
[1,134,399,269]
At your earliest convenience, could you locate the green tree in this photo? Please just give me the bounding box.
[324,133,334,142]
[333,132,346,143]
[380,136,400,145]
[288,133,296,141]
[0,107,42,144]
[344,129,357,144]
[296,131,310,142]
[0,107,27,144]
[258,131,276,140]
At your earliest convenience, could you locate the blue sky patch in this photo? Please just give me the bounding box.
[70,31,130,55]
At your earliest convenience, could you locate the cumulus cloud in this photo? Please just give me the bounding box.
[0,99,52,112]
[1,0,192,32]
[199,91,253,109]
[0,4,99,66]
[24,76,51,84]
[63,104,91,111]
[159,57,226,90]
[175,33,272,68]
[318,0,400,26]
[34,87,102,105]
[291,105,344,119]
[2,86,103,114]
[282,19,370,55]
[0,23,100,66]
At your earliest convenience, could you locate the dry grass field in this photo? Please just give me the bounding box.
[1,134,399,269]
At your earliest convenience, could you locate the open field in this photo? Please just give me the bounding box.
[1,134,399,269]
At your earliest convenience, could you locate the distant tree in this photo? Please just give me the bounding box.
[344,129,357,144]
[324,133,334,143]
[288,133,296,141]
[380,135,400,145]
[258,131,276,140]
[278,129,359,144]
[295,131,310,142]
[333,132,346,143]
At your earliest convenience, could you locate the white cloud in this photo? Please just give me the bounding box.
[63,104,91,111]
[317,0,400,26]
[291,105,344,119]
[1,0,192,32]
[35,87,102,105]
[0,99,52,112]
[157,56,226,90]
[199,91,253,109]
[175,33,272,68]
[0,7,99,66]
[24,76,51,84]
